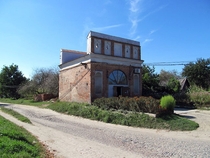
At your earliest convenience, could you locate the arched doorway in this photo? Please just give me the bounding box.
[108,70,129,97]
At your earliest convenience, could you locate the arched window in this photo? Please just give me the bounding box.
[108,70,127,85]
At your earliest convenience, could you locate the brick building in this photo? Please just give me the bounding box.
[59,31,144,103]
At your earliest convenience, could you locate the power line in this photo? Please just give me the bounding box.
[144,61,196,66]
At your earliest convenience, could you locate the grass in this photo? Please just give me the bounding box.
[0,106,32,124]
[47,101,199,131]
[0,98,49,107]
[0,98,199,131]
[0,115,47,158]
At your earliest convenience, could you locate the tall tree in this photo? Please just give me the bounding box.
[142,65,159,95]
[0,64,27,98]
[159,69,181,86]
[18,67,59,98]
[182,58,210,89]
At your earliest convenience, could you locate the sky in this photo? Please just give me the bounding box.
[0,0,209,78]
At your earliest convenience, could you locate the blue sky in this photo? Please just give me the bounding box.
[0,0,209,78]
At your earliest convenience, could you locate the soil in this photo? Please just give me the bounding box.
[0,103,210,158]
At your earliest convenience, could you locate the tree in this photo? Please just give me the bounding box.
[142,65,159,95]
[159,70,181,93]
[18,67,59,98]
[167,77,181,93]
[182,58,210,89]
[0,64,27,98]
[159,69,181,86]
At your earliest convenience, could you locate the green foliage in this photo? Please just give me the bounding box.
[0,115,46,157]
[0,64,27,99]
[182,58,210,89]
[160,95,176,110]
[0,107,32,124]
[173,85,210,108]
[157,114,199,131]
[46,101,198,131]
[0,98,49,107]
[159,69,181,86]
[0,98,199,131]
[167,77,181,93]
[189,92,210,108]
[92,96,159,113]
[142,65,160,95]
[173,92,192,107]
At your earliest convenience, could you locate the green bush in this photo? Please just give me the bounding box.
[92,96,159,114]
[47,101,199,131]
[189,92,210,108]
[187,85,210,108]
[173,92,194,108]
[167,77,181,93]
[160,95,176,110]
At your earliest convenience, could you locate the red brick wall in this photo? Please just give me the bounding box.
[59,64,91,103]
[59,62,142,104]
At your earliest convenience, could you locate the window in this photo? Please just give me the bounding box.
[95,71,103,94]
[94,39,101,54]
[108,70,127,85]
[125,45,130,58]
[104,40,111,55]
[114,43,122,57]
[133,46,139,59]
[133,74,139,94]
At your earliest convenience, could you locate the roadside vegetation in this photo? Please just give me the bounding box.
[46,101,198,131]
[0,106,31,123]
[0,98,199,131]
[0,98,49,107]
[0,115,49,158]
[1,59,210,153]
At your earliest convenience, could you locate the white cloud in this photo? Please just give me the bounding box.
[149,29,157,35]
[93,24,122,32]
[129,0,141,13]
[142,38,153,45]
[128,0,142,36]
[134,35,141,41]
[128,0,167,44]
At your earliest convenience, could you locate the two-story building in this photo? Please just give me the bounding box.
[59,31,144,103]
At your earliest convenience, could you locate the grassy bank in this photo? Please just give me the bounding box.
[0,98,199,131]
[0,115,48,157]
[0,98,49,107]
[0,107,32,124]
[47,102,199,131]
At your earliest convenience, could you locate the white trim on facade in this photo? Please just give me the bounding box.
[59,53,144,71]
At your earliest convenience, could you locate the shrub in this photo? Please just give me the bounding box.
[160,95,176,110]
[189,92,210,108]
[173,92,194,108]
[187,85,210,108]
[92,96,159,114]
[167,77,181,93]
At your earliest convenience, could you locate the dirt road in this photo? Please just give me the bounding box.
[0,103,210,158]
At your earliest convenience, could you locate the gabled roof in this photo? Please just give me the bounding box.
[179,78,189,90]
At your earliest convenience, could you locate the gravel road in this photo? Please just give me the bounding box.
[0,103,210,158]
